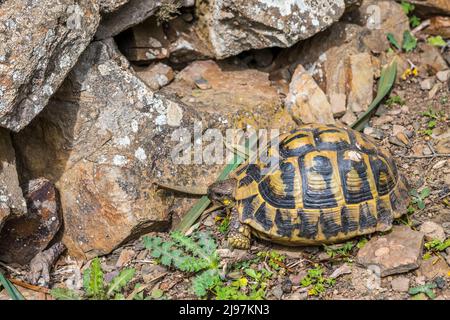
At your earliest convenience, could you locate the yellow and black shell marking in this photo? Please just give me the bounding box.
[234,124,409,245]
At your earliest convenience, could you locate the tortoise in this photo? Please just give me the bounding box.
[207,123,410,249]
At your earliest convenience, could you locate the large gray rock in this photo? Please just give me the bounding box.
[0,128,27,230]
[196,0,349,59]
[0,0,101,132]
[95,0,195,39]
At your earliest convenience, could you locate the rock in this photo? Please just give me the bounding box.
[372,115,393,127]
[420,78,436,91]
[118,15,212,64]
[271,284,284,300]
[0,0,101,131]
[363,127,385,140]
[417,257,449,280]
[419,43,449,74]
[347,53,374,113]
[13,40,176,260]
[330,93,347,118]
[0,179,61,265]
[436,70,450,82]
[408,0,450,15]
[285,65,335,125]
[351,0,410,54]
[341,111,357,126]
[356,225,424,277]
[443,222,450,236]
[428,83,442,99]
[115,249,135,268]
[163,60,296,132]
[99,0,129,13]
[426,16,450,38]
[392,125,406,137]
[447,254,450,266]
[419,221,446,242]
[330,264,352,279]
[96,0,179,39]
[434,276,446,289]
[281,278,293,294]
[0,128,27,230]
[390,277,410,292]
[436,135,450,154]
[287,290,308,300]
[396,132,410,147]
[195,0,350,59]
[135,63,174,91]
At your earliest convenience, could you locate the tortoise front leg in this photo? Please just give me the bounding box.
[227,207,251,250]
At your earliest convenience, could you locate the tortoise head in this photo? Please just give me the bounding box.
[207,178,237,208]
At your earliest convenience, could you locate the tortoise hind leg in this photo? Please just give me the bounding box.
[227,207,251,250]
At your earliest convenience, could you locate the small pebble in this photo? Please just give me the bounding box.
[281,278,293,293]
[434,277,446,289]
[436,70,450,82]
[420,78,435,90]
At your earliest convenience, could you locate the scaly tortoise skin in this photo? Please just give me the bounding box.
[208,124,410,249]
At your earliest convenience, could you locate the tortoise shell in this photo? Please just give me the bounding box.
[233,124,409,245]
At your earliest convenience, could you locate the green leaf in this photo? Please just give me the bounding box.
[84,258,105,299]
[351,59,397,131]
[107,268,135,296]
[401,1,415,15]
[420,187,431,199]
[387,33,401,50]
[409,283,437,299]
[0,272,25,300]
[409,15,421,28]
[427,36,447,47]
[192,269,220,297]
[418,201,425,210]
[245,268,259,281]
[150,288,164,299]
[402,31,417,52]
[50,288,82,300]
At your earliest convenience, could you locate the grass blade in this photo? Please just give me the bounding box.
[350,58,398,131]
[0,272,25,300]
[174,155,244,234]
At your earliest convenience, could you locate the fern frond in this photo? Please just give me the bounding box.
[192,269,220,298]
[171,231,213,264]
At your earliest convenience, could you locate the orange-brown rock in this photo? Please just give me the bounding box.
[285,65,335,125]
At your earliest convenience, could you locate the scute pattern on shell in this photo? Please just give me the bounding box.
[234,124,409,245]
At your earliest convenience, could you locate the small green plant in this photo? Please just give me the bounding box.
[400,1,421,28]
[408,187,431,212]
[356,237,369,249]
[214,268,270,300]
[402,30,417,52]
[421,107,445,136]
[300,265,335,296]
[409,283,437,299]
[324,241,355,260]
[257,251,286,271]
[51,258,135,300]
[423,238,450,259]
[440,96,448,105]
[218,216,230,234]
[143,231,220,298]
[387,31,417,52]
[386,95,405,106]
[427,36,447,47]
